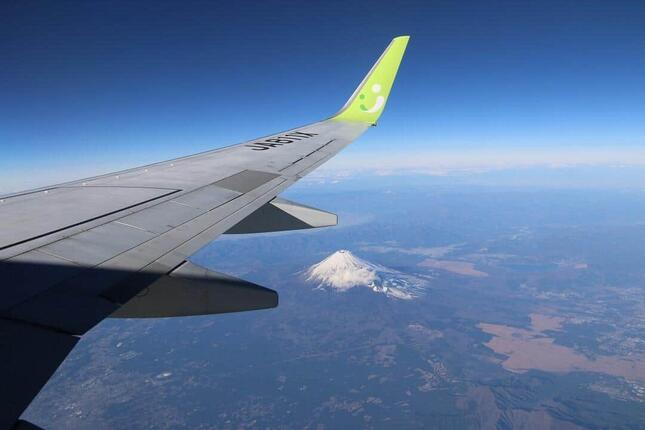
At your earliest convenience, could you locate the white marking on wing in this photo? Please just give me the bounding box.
[366,96,385,113]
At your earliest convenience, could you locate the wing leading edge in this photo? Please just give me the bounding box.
[0,36,410,429]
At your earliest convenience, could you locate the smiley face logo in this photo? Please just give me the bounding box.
[359,83,385,113]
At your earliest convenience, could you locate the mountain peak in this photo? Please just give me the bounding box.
[305,250,427,299]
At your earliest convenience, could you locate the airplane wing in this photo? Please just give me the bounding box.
[0,36,409,429]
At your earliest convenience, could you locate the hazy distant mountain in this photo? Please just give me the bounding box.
[305,250,427,299]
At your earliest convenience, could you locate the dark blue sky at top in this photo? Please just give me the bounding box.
[1,0,644,191]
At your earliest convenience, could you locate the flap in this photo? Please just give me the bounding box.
[111,261,278,318]
[0,319,78,430]
[225,197,337,234]
[0,186,177,250]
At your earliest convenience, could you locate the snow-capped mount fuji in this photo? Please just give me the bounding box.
[305,250,426,300]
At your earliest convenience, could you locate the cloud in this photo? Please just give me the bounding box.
[310,147,645,178]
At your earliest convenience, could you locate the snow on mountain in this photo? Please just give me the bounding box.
[305,250,427,299]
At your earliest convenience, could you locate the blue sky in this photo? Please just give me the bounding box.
[1,0,644,192]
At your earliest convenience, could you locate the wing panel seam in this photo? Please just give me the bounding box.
[0,189,181,252]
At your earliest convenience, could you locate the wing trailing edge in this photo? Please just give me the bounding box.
[225,197,337,234]
[111,261,277,318]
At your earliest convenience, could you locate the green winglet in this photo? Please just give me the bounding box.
[332,36,410,125]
